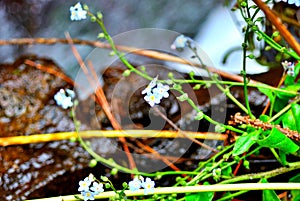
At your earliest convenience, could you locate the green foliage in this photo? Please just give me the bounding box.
[282,103,300,132]
[290,174,300,201]
[261,178,280,201]
[185,182,213,201]
[233,131,260,156]
[257,128,299,154]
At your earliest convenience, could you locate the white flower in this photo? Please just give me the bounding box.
[171,35,192,51]
[153,83,169,99]
[141,177,155,195]
[70,2,87,21]
[142,77,170,107]
[144,92,162,107]
[54,89,75,109]
[281,61,295,76]
[78,177,92,192]
[90,182,104,195]
[141,76,158,95]
[81,190,95,201]
[128,177,142,191]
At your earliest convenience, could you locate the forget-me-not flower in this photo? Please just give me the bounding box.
[129,176,155,195]
[282,61,295,76]
[142,76,169,107]
[142,76,158,95]
[54,89,75,109]
[81,190,96,201]
[141,177,155,195]
[153,83,170,99]
[128,177,142,191]
[171,35,188,50]
[78,174,104,201]
[78,176,93,192]
[90,182,104,194]
[70,2,87,21]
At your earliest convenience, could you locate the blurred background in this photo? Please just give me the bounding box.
[0,0,220,73]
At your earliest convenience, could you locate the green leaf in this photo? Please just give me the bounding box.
[273,97,289,112]
[282,103,300,132]
[259,114,270,122]
[261,178,281,201]
[279,150,287,166]
[185,182,213,201]
[289,174,300,201]
[277,84,300,99]
[220,162,233,176]
[233,131,260,156]
[258,84,274,102]
[257,128,299,154]
[290,173,300,182]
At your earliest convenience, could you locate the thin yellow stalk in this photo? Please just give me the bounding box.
[0,130,227,146]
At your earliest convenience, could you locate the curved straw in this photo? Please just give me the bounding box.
[0,37,255,84]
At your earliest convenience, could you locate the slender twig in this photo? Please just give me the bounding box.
[134,140,181,171]
[231,112,300,141]
[65,32,137,170]
[24,59,74,85]
[0,37,258,83]
[220,161,300,184]
[0,130,227,146]
[153,107,218,153]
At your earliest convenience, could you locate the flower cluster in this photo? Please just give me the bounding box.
[78,174,104,201]
[70,2,87,21]
[128,176,155,195]
[142,76,170,107]
[170,34,193,51]
[281,61,295,76]
[54,89,75,109]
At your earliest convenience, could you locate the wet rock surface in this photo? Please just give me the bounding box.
[0,56,94,200]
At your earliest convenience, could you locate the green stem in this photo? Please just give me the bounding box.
[189,45,249,114]
[89,12,152,81]
[72,106,199,178]
[268,97,300,123]
[172,79,297,96]
[174,88,244,134]
[270,148,282,164]
[255,30,300,60]
[220,161,300,184]
[216,190,249,201]
[241,1,254,119]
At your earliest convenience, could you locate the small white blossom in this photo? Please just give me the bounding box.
[128,177,142,191]
[142,77,170,107]
[142,76,158,95]
[171,35,188,50]
[153,83,170,99]
[141,177,155,195]
[144,92,162,107]
[282,61,295,76]
[54,89,75,109]
[81,190,95,201]
[70,2,87,21]
[90,182,104,195]
[78,177,92,192]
